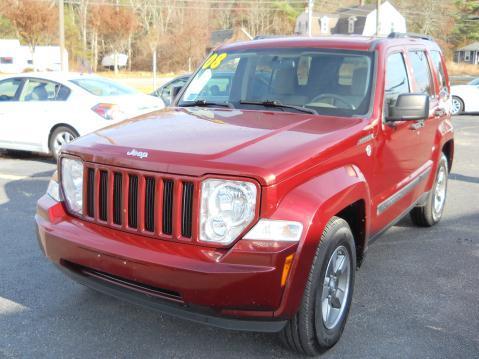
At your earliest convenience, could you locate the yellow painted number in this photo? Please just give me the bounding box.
[202,53,227,70]
[202,54,218,69]
[210,53,227,69]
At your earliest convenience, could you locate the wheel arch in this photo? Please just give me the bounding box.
[270,165,371,318]
[442,139,454,173]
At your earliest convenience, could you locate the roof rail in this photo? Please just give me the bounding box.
[388,32,433,41]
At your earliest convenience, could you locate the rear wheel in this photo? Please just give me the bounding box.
[410,153,448,227]
[49,126,79,161]
[451,96,464,116]
[280,217,356,356]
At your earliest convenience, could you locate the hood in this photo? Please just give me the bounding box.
[64,108,364,186]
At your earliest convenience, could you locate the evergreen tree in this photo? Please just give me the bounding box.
[453,0,479,45]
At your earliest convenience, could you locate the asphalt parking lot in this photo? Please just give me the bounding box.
[0,116,478,358]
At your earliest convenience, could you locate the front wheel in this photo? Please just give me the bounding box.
[49,126,79,161]
[280,217,356,356]
[410,153,449,226]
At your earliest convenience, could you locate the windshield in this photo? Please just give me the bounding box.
[179,48,374,116]
[70,77,138,96]
[468,78,479,86]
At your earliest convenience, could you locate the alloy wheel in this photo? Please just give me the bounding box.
[320,245,351,330]
[53,131,75,155]
[451,98,462,115]
[432,164,447,221]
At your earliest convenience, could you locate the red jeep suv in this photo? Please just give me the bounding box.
[36,33,454,355]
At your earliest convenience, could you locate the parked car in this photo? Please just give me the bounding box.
[0,72,164,159]
[451,77,479,115]
[36,33,453,355]
[151,74,191,105]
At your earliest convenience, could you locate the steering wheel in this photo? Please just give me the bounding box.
[309,93,355,110]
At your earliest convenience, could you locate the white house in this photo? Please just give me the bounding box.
[454,42,479,65]
[295,1,406,37]
[0,39,68,73]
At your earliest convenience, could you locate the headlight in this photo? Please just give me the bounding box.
[200,179,257,245]
[61,158,83,214]
[46,170,61,202]
[244,219,303,242]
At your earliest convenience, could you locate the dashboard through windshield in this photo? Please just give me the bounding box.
[178,48,374,117]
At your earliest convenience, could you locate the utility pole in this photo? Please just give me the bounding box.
[376,0,381,36]
[308,0,314,37]
[59,0,66,71]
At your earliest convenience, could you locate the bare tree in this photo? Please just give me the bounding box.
[91,4,137,74]
[75,0,89,57]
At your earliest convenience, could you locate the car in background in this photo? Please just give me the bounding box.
[151,72,234,106]
[101,53,128,70]
[151,74,191,106]
[451,77,479,115]
[0,72,164,159]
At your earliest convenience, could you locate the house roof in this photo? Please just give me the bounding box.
[457,42,479,51]
[210,29,234,47]
[336,3,377,17]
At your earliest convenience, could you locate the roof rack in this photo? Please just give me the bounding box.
[388,32,433,41]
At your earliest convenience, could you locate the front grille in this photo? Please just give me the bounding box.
[83,165,196,240]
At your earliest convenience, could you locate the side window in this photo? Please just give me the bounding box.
[54,84,71,101]
[0,78,22,101]
[385,52,410,105]
[20,79,70,102]
[430,51,448,95]
[408,51,433,96]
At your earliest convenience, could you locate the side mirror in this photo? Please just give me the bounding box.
[171,86,183,104]
[386,93,429,122]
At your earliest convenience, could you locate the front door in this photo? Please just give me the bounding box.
[12,78,71,151]
[371,49,437,234]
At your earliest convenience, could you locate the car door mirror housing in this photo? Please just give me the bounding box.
[386,93,429,122]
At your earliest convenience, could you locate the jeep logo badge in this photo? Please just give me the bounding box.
[127,149,149,159]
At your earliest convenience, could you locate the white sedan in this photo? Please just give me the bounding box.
[0,72,164,159]
[451,78,479,115]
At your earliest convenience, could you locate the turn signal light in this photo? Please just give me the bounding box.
[281,254,295,287]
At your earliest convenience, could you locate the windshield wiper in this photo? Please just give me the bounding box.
[239,100,317,115]
[180,99,234,109]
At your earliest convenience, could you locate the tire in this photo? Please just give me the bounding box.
[49,126,79,161]
[280,217,356,356]
[410,153,448,227]
[451,96,464,116]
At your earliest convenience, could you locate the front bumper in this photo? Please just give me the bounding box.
[36,195,297,332]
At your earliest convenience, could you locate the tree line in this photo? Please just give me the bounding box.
[0,0,478,73]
